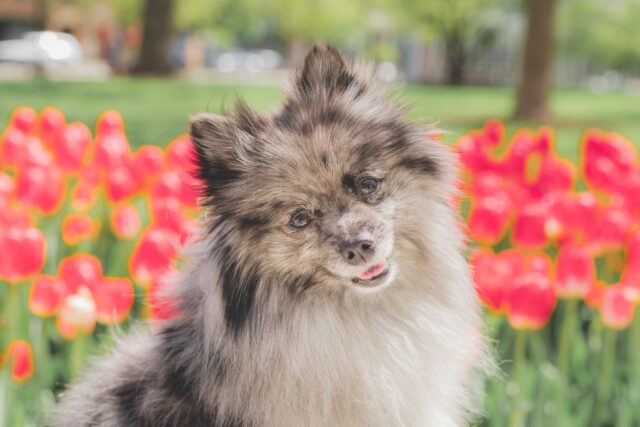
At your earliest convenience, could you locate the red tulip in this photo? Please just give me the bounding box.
[56,287,97,339]
[0,226,46,283]
[111,203,142,239]
[600,284,636,329]
[585,280,608,309]
[505,272,557,330]
[0,171,15,206]
[94,133,131,170]
[106,162,139,202]
[96,110,124,136]
[6,340,34,384]
[148,277,181,320]
[15,165,65,214]
[471,248,525,313]
[0,128,27,167]
[467,192,511,244]
[166,136,197,175]
[589,206,634,252]
[483,119,504,146]
[129,228,178,287]
[29,275,66,317]
[94,277,135,324]
[39,106,66,148]
[0,206,32,229]
[54,122,92,171]
[10,106,38,134]
[62,214,99,246]
[512,200,548,249]
[58,254,103,295]
[132,145,165,184]
[555,244,595,299]
[583,131,637,193]
[622,232,640,285]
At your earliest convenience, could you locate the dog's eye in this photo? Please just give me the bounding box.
[290,210,312,228]
[358,177,381,195]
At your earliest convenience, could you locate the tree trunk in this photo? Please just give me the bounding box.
[133,0,175,75]
[444,33,466,85]
[513,0,556,120]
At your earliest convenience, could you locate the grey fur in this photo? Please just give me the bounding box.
[53,43,492,427]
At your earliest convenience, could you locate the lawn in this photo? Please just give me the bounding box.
[1,78,640,159]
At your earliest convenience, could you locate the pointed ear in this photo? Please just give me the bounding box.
[189,104,266,198]
[295,43,355,101]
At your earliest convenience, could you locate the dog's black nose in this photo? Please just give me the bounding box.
[340,239,375,265]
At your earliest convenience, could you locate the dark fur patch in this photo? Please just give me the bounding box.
[341,172,357,192]
[237,214,270,231]
[397,156,440,177]
[218,245,260,335]
[114,378,146,426]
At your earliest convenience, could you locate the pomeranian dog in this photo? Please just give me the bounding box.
[54,43,490,427]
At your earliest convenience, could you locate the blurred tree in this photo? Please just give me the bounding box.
[265,0,366,63]
[395,0,498,85]
[557,0,640,73]
[513,0,556,120]
[132,0,175,75]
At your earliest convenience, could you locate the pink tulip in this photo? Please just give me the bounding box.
[111,203,142,239]
[505,272,557,330]
[0,226,46,283]
[555,244,595,299]
[600,284,636,329]
[467,192,511,244]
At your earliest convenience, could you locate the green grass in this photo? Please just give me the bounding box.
[1,78,639,159]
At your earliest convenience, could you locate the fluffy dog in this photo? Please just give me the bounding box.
[54,43,491,427]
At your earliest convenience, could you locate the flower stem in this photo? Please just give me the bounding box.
[509,330,528,427]
[557,299,578,377]
[597,329,617,423]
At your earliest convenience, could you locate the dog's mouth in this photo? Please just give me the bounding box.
[351,262,389,286]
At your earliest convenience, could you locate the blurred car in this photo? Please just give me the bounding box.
[0,31,83,65]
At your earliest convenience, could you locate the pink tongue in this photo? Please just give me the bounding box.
[357,262,386,280]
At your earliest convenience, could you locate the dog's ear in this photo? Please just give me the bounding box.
[190,103,266,197]
[295,42,356,101]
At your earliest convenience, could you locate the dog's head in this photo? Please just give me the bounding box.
[190,44,454,327]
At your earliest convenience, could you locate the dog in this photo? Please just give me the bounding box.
[53,43,491,427]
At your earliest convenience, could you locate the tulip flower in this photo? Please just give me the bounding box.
[93,277,135,324]
[54,122,92,171]
[132,145,165,185]
[505,271,557,330]
[106,162,140,202]
[0,127,27,167]
[111,203,142,239]
[166,136,197,175]
[467,192,511,244]
[0,171,14,206]
[129,228,178,286]
[62,214,99,246]
[39,106,66,148]
[471,248,525,313]
[9,106,38,134]
[29,275,66,317]
[600,284,636,330]
[512,200,548,249]
[94,133,131,170]
[96,109,125,136]
[5,340,35,384]
[15,165,65,214]
[0,225,46,283]
[585,280,608,310]
[148,277,181,320]
[58,254,103,295]
[555,244,595,299]
[56,287,97,339]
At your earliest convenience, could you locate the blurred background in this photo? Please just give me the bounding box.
[2,1,640,426]
[0,0,639,145]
